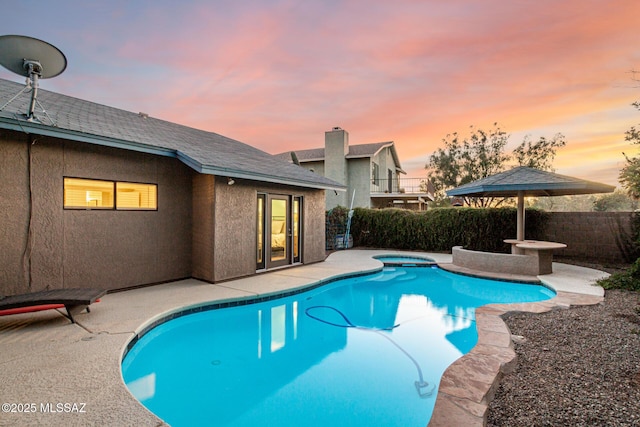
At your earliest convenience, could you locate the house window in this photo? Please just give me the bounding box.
[116,182,157,210]
[64,178,114,209]
[64,177,157,210]
[372,162,379,185]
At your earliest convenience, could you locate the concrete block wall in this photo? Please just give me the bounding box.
[542,212,635,264]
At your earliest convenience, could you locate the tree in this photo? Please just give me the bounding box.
[593,190,637,211]
[529,195,596,212]
[513,133,566,171]
[427,123,509,206]
[426,123,566,207]
[619,100,640,198]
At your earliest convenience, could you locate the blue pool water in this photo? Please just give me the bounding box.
[122,266,554,427]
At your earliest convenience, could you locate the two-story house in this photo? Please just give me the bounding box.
[276,127,434,210]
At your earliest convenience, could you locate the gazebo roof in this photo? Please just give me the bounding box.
[446,166,615,198]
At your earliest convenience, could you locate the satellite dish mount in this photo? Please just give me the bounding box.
[0,35,67,122]
[20,58,43,120]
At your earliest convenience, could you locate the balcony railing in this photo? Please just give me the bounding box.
[370,178,434,196]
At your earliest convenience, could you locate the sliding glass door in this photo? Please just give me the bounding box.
[257,194,302,270]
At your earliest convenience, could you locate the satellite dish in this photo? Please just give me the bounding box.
[0,35,67,121]
[0,35,67,78]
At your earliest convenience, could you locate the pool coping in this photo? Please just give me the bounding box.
[0,249,608,426]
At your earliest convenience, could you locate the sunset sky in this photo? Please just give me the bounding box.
[1,1,639,186]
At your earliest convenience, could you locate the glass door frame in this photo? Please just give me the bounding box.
[256,193,303,271]
[267,195,290,269]
[292,196,302,264]
[256,194,266,270]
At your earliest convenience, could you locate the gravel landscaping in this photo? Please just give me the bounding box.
[487,289,640,426]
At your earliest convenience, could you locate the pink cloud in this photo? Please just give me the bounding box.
[2,0,637,186]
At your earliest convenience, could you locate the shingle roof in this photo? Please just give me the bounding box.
[0,78,344,190]
[274,147,325,162]
[446,166,615,197]
[275,141,405,173]
[346,141,392,158]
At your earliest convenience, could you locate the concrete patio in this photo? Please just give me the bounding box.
[0,250,608,427]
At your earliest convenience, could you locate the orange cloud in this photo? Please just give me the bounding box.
[1,1,638,187]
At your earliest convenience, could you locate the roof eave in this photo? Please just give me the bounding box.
[0,117,346,192]
[371,142,393,157]
[345,154,372,160]
[179,153,346,191]
[298,157,325,163]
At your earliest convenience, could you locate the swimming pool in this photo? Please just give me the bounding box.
[122,266,554,426]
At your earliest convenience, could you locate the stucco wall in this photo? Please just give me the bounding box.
[211,181,327,282]
[192,174,216,282]
[1,130,193,294]
[452,246,540,276]
[1,131,31,295]
[2,128,329,294]
[347,158,372,208]
[300,160,324,176]
[300,188,327,263]
[542,212,634,263]
[372,147,395,182]
[212,180,257,282]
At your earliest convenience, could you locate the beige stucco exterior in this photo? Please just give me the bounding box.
[208,181,326,282]
[346,158,371,208]
[1,129,327,295]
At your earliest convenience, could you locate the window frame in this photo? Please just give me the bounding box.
[63,176,158,211]
[63,177,115,210]
[256,192,303,271]
[115,181,158,211]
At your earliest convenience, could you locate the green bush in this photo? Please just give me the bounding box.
[597,257,640,291]
[326,206,351,250]
[346,207,549,253]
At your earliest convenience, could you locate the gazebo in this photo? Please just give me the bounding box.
[446,166,615,241]
[445,166,615,275]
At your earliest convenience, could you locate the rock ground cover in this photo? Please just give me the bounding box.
[487,289,640,426]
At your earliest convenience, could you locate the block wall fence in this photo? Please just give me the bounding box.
[542,212,636,264]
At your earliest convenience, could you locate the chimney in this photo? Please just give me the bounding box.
[326,127,349,156]
[324,127,349,209]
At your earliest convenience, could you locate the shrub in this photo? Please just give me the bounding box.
[345,207,548,253]
[597,257,640,291]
